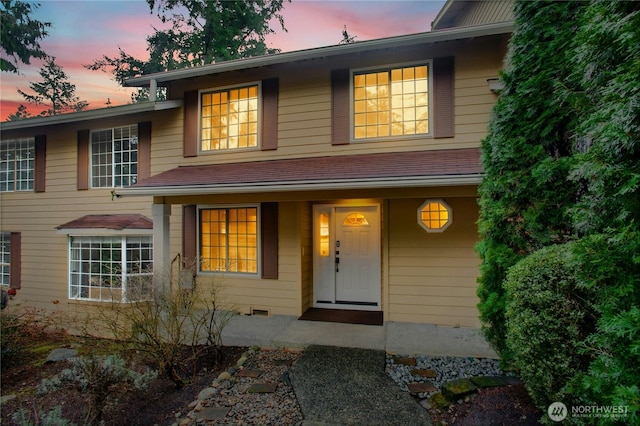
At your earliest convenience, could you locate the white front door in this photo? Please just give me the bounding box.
[313,205,380,310]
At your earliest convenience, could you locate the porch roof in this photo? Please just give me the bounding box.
[56,214,153,232]
[116,148,482,197]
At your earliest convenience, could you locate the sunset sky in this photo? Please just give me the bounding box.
[0,0,445,121]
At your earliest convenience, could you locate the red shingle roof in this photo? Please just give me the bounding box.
[57,214,153,230]
[133,148,481,189]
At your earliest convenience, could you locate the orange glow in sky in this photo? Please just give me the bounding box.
[0,0,445,121]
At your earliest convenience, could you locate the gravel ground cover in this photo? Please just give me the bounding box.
[178,347,304,425]
[386,354,506,398]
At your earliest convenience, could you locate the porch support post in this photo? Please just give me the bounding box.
[152,203,171,293]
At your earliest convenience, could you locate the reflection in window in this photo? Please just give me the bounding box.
[354,65,429,140]
[0,138,34,192]
[201,85,259,151]
[200,207,258,273]
[342,213,370,226]
[418,200,452,232]
[69,236,152,302]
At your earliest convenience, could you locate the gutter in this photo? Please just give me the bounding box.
[115,174,482,197]
[0,100,183,131]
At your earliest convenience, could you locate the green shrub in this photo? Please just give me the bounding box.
[568,232,640,425]
[504,243,594,421]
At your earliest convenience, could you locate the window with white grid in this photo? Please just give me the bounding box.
[0,232,10,286]
[0,138,34,192]
[69,235,152,302]
[90,125,138,188]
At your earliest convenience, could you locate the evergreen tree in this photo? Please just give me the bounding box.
[17,57,88,116]
[0,0,50,73]
[86,0,289,93]
[568,0,640,416]
[476,0,584,359]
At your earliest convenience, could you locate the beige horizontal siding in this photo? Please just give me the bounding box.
[387,197,481,327]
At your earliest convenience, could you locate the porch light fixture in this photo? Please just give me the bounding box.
[418,199,452,233]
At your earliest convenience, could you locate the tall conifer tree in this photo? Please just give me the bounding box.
[476,0,583,358]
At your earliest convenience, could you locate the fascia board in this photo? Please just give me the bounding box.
[115,174,482,197]
[1,100,183,131]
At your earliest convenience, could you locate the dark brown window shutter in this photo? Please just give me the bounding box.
[137,121,151,181]
[261,202,278,279]
[433,56,455,139]
[331,69,350,145]
[34,135,46,192]
[77,129,90,190]
[183,205,197,270]
[261,78,279,151]
[10,232,21,289]
[183,90,199,157]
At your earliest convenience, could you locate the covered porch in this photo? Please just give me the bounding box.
[117,148,483,327]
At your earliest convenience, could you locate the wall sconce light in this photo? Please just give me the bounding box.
[487,78,504,94]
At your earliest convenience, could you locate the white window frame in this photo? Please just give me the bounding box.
[350,60,433,142]
[197,204,261,276]
[198,81,262,154]
[0,137,35,192]
[67,234,153,302]
[0,232,10,286]
[89,124,139,188]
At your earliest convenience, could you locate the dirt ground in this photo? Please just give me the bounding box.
[0,332,244,426]
[1,331,542,425]
[427,382,543,425]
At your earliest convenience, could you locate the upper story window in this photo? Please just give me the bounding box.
[90,125,138,188]
[201,84,259,152]
[0,138,34,192]
[353,63,430,140]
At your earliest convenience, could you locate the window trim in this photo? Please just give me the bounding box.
[198,81,262,155]
[67,234,153,303]
[350,60,433,143]
[197,204,261,276]
[0,137,35,192]
[418,199,452,233]
[0,232,11,286]
[88,124,139,189]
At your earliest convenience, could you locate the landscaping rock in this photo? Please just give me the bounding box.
[442,378,478,401]
[412,368,437,378]
[429,392,452,410]
[45,348,77,363]
[407,381,437,394]
[197,387,219,400]
[217,371,232,381]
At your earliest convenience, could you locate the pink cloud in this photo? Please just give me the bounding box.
[2,0,445,121]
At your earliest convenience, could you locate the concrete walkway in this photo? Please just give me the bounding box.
[220,314,497,359]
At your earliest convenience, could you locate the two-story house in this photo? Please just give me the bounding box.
[1,0,512,337]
